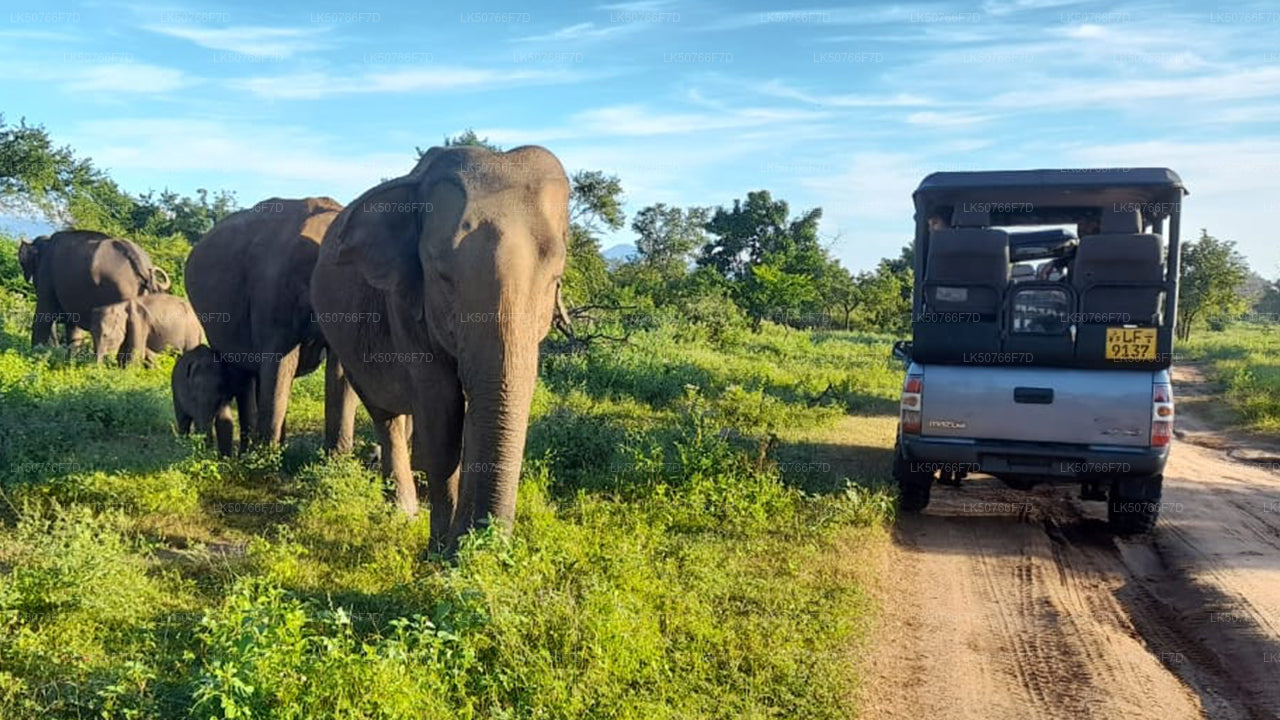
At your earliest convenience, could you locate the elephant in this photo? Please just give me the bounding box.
[90,293,205,366]
[311,145,571,553]
[18,230,171,350]
[185,197,354,449]
[172,346,257,456]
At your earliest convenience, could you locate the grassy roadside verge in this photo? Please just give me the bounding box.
[1179,323,1280,434]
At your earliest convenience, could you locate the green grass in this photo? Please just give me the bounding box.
[0,281,900,719]
[1180,322,1280,433]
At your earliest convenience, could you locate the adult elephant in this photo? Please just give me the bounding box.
[312,145,571,552]
[18,230,171,349]
[186,197,354,447]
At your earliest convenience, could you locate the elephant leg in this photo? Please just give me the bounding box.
[214,403,235,457]
[236,377,257,454]
[323,351,358,454]
[174,395,193,435]
[371,408,417,517]
[411,372,465,554]
[30,294,57,347]
[257,346,299,444]
[67,325,86,355]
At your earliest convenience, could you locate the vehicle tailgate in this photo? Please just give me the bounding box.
[920,365,1152,447]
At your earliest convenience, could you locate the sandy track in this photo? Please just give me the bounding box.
[858,365,1280,720]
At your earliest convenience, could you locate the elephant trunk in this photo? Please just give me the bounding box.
[452,338,539,546]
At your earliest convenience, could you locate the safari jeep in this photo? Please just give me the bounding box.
[892,168,1186,534]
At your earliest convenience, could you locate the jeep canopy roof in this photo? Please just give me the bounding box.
[914,168,1187,225]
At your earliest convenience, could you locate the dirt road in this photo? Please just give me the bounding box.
[859,364,1280,720]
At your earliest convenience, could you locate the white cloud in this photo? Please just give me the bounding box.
[597,0,674,10]
[61,63,188,94]
[514,21,637,43]
[1062,23,1108,39]
[985,65,1280,110]
[143,25,326,58]
[1069,139,1280,276]
[67,118,409,201]
[756,80,933,108]
[906,110,992,126]
[481,100,826,143]
[229,66,590,100]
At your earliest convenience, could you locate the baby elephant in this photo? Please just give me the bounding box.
[172,346,256,456]
[92,294,204,367]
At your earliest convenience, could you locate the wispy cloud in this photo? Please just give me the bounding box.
[229,66,591,100]
[514,21,639,43]
[756,80,932,108]
[61,63,188,93]
[481,100,826,143]
[68,117,409,199]
[143,25,327,58]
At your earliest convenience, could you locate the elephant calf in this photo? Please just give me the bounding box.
[172,346,256,456]
[91,294,205,367]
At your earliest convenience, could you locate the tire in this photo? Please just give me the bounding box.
[893,444,933,513]
[1108,473,1163,535]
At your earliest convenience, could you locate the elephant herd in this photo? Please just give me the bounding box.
[19,145,573,552]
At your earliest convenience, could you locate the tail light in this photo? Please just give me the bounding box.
[901,373,923,434]
[1151,382,1174,447]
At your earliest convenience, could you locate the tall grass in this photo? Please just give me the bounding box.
[0,279,898,719]
[1181,322,1280,432]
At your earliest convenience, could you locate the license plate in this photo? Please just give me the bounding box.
[1105,327,1156,361]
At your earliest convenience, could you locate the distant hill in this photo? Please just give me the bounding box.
[603,243,637,263]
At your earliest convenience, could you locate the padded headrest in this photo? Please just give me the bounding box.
[1072,234,1164,286]
[926,228,1010,287]
[951,205,990,227]
[1100,207,1142,234]
[1011,264,1036,279]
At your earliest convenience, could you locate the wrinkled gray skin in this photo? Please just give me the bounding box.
[185,198,354,448]
[172,346,257,456]
[18,230,171,350]
[91,294,205,367]
[312,145,570,553]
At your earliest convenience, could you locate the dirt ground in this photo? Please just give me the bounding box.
[856,363,1280,720]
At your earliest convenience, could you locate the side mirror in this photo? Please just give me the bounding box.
[892,339,913,365]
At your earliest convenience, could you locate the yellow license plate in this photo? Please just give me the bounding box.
[1105,327,1157,361]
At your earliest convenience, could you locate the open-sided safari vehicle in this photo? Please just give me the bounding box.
[893,168,1187,533]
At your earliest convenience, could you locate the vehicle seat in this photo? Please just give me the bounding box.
[1071,208,1165,324]
[913,207,1010,363]
[1072,208,1167,367]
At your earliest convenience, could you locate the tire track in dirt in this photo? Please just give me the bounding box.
[857,364,1280,719]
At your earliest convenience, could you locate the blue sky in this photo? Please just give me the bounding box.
[3,0,1280,274]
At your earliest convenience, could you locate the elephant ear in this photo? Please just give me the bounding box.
[17,242,38,283]
[330,178,427,318]
[330,164,467,321]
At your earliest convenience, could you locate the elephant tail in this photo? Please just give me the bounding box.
[151,267,172,292]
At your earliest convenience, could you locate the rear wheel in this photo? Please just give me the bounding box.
[893,443,933,513]
[1108,474,1163,535]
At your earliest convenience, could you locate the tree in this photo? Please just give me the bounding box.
[820,263,858,330]
[631,203,708,281]
[1177,229,1249,341]
[417,128,501,157]
[563,170,624,304]
[740,259,818,329]
[132,188,239,244]
[698,190,822,283]
[0,115,133,229]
